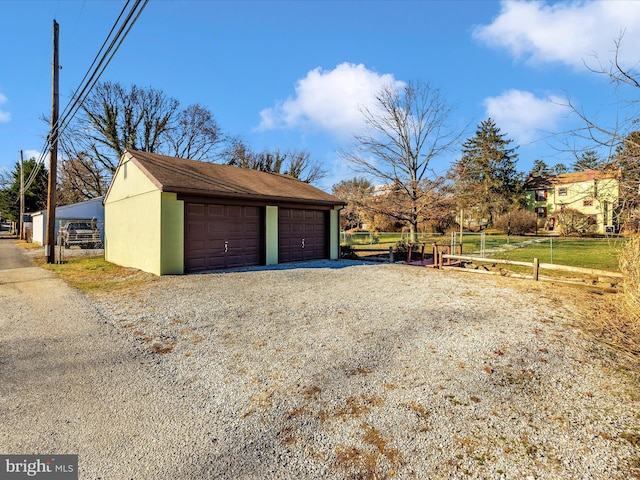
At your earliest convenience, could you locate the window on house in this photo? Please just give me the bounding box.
[558,187,567,196]
[535,207,547,218]
[535,189,547,202]
[583,200,593,207]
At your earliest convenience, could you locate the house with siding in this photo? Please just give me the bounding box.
[103,150,344,275]
[524,169,619,234]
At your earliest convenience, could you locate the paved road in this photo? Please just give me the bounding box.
[0,231,34,269]
[0,233,216,479]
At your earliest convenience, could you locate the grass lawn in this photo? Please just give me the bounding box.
[342,232,627,272]
[491,237,626,272]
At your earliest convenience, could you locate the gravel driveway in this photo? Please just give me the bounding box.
[2,242,639,479]
[88,260,639,479]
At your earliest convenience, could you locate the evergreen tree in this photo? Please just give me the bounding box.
[572,150,603,171]
[0,158,48,221]
[530,159,551,177]
[553,163,568,174]
[450,118,521,226]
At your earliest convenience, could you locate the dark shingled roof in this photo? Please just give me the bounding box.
[122,150,344,206]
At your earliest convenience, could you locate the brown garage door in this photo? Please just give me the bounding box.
[185,203,262,272]
[278,208,327,263]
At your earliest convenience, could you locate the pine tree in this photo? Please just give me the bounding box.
[0,158,49,221]
[530,159,551,177]
[572,150,603,172]
[451,118,521,226]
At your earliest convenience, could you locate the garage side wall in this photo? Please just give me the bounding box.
[104,161,163,275]
[160,192,184,274]
[330,208,340,260]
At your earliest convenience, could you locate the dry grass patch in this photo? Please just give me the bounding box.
[38,255,156,293]
[577,236,640,371]
[334,423,403,480]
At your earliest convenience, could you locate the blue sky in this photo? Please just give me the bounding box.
[1,0,639,192]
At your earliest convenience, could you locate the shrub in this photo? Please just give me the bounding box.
[556,208,597,236]
[340,245,359,260]
[394,240,410,259]
[493,210,538,235]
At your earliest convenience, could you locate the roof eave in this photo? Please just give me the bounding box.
[164,186,346,207]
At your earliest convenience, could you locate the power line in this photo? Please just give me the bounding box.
[22,0,148,195]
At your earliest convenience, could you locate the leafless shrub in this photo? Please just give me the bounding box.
[493,210,538,235]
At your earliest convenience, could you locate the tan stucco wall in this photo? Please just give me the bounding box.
[265,206,278,265]
[105,160,162,275]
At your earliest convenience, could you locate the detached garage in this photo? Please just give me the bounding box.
[104,150,344,275]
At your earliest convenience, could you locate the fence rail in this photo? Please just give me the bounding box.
[440,253,622,289]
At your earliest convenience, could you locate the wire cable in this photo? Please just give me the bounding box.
[22,0,148,194]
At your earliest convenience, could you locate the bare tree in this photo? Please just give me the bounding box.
[57,154,108,204]
[60,82,224,201]
[221,138,327,185]
[566,36,640,231]
[72,82,179,174]
[331,177,375,230]
[341,80,462,241]
[164,103,223,160]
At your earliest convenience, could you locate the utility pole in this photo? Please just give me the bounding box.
[45,19,59,264]
[19,150,24,240]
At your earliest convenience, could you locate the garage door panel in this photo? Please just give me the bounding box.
[188,204,205,216]
[278,208,327,263]
[207,204,225,216]
[185,203,263,272]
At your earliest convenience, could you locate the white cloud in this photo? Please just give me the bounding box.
[483,89,568,145]
[258,63,403,139]
[0,92,10,122]
[23,149,42,161]
[474,0,640,68]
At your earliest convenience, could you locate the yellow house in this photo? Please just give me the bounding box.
[104,150,344,275]
[525,168,619,234]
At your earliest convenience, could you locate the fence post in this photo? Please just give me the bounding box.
[533,258,539,281]
[389,246,394,263]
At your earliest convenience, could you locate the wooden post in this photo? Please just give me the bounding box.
[438,250,444,269]
[388,246,393,263]
[533,258,539,281]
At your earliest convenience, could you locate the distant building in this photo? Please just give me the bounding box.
[525,169,619,234]
[30,196,104,245]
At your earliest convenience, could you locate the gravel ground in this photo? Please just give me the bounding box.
[2,236,639,479]
[80,260,640,479]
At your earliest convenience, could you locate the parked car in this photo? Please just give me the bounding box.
[60,221,102,249]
